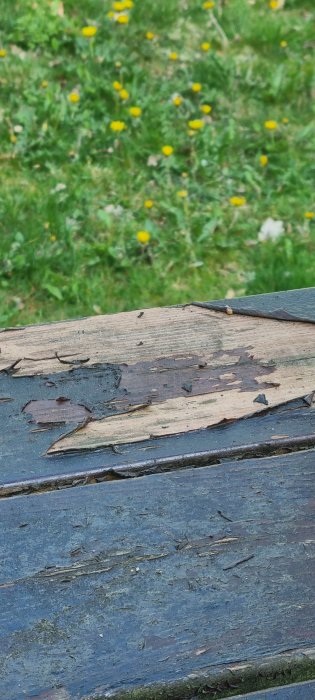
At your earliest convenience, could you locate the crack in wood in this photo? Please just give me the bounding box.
[0,533,247,589]
[0,550,169,589]
[223,554,255,571]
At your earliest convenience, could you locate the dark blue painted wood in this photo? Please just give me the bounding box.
[1,377,315,495]
[1,449,314,700]
[1,288,315,698]
[194,287,315,323]
[228,679,315,698]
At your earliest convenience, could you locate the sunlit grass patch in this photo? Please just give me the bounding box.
[0,0,314,325]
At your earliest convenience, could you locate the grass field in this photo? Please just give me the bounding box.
[0,0,314,325]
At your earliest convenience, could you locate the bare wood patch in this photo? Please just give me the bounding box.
[1,305,315,452]
[0,305,313,377]
[48,363,315,452]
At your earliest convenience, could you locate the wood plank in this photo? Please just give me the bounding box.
[1,303,315,456]
[2,362,315,494]
[1,450,314,700]
[195,287,315,323]
[47,372,315,452]
[1,304,249,375]
[1,302,314,378]
[228,679,315,698]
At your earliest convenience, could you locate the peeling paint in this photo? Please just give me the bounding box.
[1,291,315,492]
[1,352,315,494]
[112,349,277,411]
[23,399,91,425]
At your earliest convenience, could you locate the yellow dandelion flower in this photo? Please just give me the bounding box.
[168,51,178,61]
[260,155,268,167]
[119,88,129,100]
[177,190,188,198]
[123,0,134,7]
[304,212,315,219]
[110,120,126,132]
[10,133,17,144]
[264,120,277,130]
[113,1,125,9]
[50,234,57,242]
[107,10,115,18]
[144,199,154,209]
[269,0,280,9]
[200,104,212,114]
[172,95,183,107]
[162,145,174,156]
[188,119,205,130]
[113,80,122,91]
[280,40,287,48]
[192,82,202,93]
[116,13,129,24]
[0,49,7,58]
[41,80,49,89]
[230,196,247,207]
[201,42,211,51]
[68,91,80,103]
[129,106,142,117]
[203,1,215,8]
[282,117,289,124]
[136,230,151,244]
[81,26,97,38]
[146,31,155,40]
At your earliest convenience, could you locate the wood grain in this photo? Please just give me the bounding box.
[1,450,314,699]
[48,367,315,452]
[1,303,315,452]
[0,304,313,376]
[0,305,224,375]
[2,385,315,494]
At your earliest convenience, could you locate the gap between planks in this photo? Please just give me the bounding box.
[2,440,315,500]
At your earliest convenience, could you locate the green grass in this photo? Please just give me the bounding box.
[0,0,314,325]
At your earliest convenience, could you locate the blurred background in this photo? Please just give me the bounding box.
[0,0,314,326]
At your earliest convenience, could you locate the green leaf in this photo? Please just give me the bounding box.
[198,220,219,242]
[42,283,63,301]
[97,210,111,226]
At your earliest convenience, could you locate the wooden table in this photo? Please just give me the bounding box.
[1,288,315,700]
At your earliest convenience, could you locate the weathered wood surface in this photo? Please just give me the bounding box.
[228,679,315,698]
[1,289,315,492]
[195,287,315,323]
[1,388,315,495]
[1,450,315,700]
[1,289,315,698]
